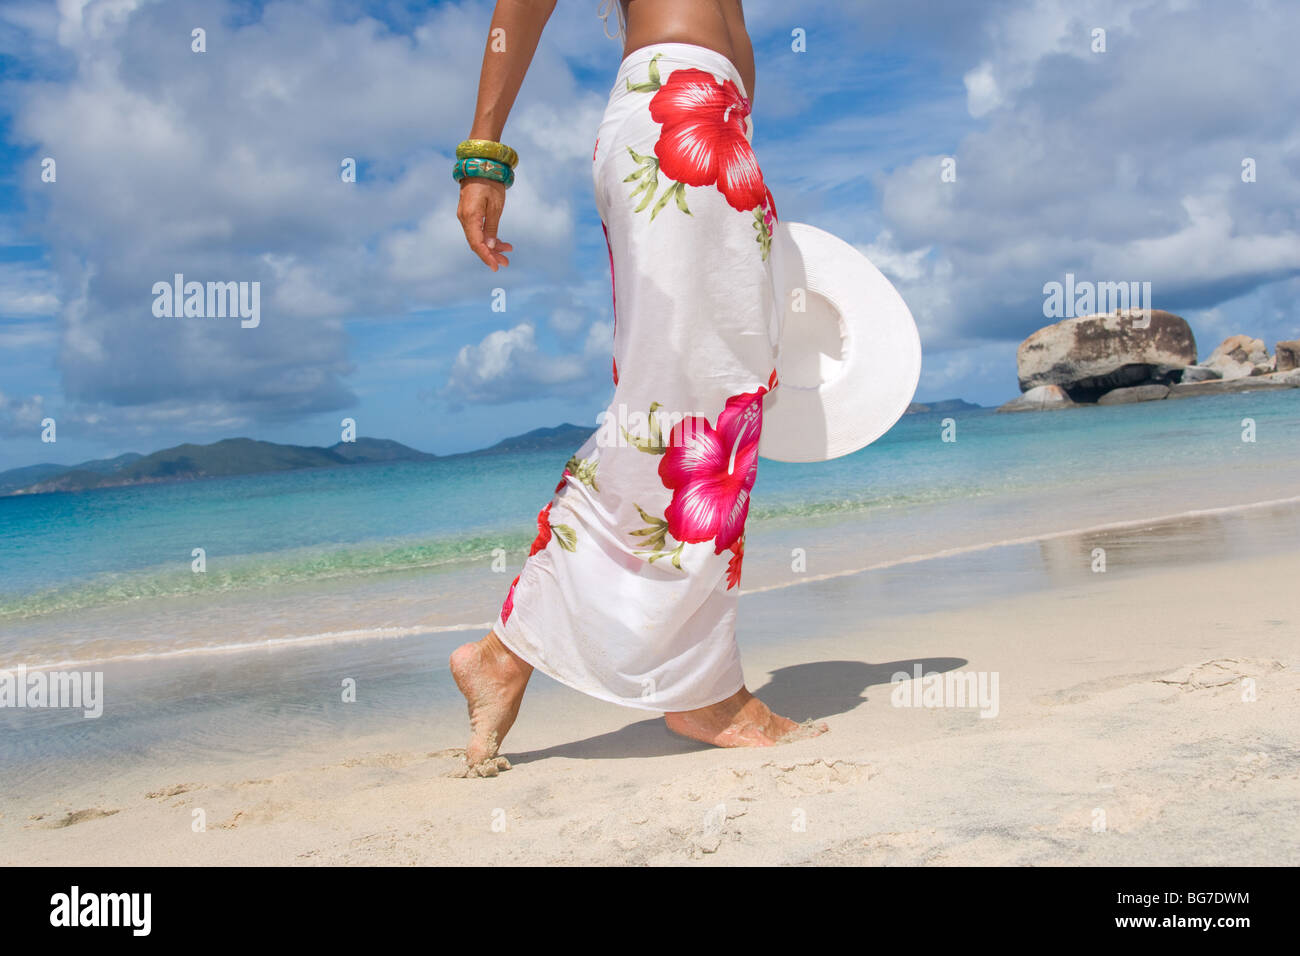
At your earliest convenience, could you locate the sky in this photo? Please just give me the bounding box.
[0,0,1297,470]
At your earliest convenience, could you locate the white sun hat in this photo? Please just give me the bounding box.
[758,221,923,463]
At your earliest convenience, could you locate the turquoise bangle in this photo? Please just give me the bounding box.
[453,156,515,188]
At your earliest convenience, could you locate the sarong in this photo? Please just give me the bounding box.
[493,42,782,712]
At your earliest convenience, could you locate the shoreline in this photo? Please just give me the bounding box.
[4,489,1298,673]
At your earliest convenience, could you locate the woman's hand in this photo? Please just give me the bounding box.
[458,178,513,271]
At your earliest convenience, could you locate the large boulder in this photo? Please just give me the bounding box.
[1204,335,1271,379]
[1096,384,1170,404]
[997,385,1078,413]
[1017,309,1196,401]
[1275,340,1300,372]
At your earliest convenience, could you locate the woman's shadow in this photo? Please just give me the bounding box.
[509,656,967,763]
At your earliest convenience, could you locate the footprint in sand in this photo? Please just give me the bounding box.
[217,810,246,830]
[33,807,120,829]
[146,783,202,799]
[1155,657,1285,691]
[761,758,870,796]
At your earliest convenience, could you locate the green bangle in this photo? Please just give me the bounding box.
[453,156,515,188]
[456,139,519,169]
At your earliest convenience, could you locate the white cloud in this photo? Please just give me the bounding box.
[0,263,59,317]
[548,307,585,336]
[869,0,1300,360]
[5,0,605,430]
[0,391,48,437]
[963,62,1001,117]
[444,320,609,405]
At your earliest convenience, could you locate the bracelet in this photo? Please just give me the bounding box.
[456,139,519,169]
[453,157,515,188]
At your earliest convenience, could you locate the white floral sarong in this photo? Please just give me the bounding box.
[493,42,782,711]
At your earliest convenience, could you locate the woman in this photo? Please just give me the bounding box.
[451,0,826,776]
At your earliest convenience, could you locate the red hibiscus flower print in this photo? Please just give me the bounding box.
[649,68,767,214]
[500,573,520,625]
[530,504,553,556]
[554,469,572,494]
[658,384,767,554]
[762,185,778,229]
[593,137,599,162]
[726,536,745,589]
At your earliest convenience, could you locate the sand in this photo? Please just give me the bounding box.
[3,541,1296,867]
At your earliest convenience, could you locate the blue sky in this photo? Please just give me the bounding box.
[1,0,1298,471]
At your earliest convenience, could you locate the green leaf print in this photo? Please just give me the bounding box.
[649,178,692,221]
[623,145,690,220]
[628,504,684,569]
[622,401,669,455]
[649,182,676,220]
[644,541,685,570]
[753,209,772,261]
[551,523,578,552]
[673,181,692,215]
[629,503,670,551]
[563,454,600,491]
[624,147,660,212]
[625,52,663,93]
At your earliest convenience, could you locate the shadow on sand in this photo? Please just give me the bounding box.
[509,656,967,764]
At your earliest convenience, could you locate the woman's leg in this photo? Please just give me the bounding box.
[449,630,533,775]
[451,631,824,764]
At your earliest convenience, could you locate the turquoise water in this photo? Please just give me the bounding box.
[1,391,1298,663]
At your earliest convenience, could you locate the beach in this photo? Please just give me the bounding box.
[3,500,1297,866]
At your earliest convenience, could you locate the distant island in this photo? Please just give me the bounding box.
[1,401,983,498]
[0,424,593,497]
[903,398,984,415]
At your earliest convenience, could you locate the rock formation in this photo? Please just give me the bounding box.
[997,385,1077,413]
[1003,315,1299,410]
[1016,310,1196,401]
[1203,335,1273,379]
[1096,384,1170,405]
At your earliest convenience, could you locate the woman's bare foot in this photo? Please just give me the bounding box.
[449,630,533,776]
[664,686,828,748]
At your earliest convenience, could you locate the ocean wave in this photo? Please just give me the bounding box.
[0,531,531,620]
[8,622,495,673]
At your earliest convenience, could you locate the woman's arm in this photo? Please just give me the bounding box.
[457,0,558,271]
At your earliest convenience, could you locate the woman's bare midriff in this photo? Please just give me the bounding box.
[620,0,755,99]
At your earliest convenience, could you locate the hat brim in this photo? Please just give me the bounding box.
[759,221,922,463]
